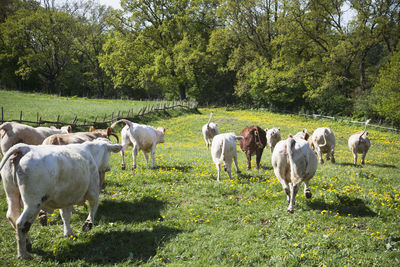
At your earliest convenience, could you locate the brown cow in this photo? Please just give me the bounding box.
[239,126,267,170]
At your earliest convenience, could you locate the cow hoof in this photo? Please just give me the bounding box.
[331,159,335,163]
[305,190,312,199]
[26,240,32,252]
[132,165,136,170]
[287,209,294,214]
[39,214,48,226]
[121,165,126,170]
[82,221,93,232]
[18,253,32,260]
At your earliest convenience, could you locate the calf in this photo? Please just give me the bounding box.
[89,126,119,143]
[308,127,336,163]
[0,122,71,156]
[265,128,281,153]
[0,139,122,259]
[348,120,371,165]
[272,135,318,213]
[202,112,219,149]
[211,133,243,181]
[239,126,266,169]
[111,119,165,169]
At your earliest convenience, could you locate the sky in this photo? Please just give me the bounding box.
[97,0,121,9]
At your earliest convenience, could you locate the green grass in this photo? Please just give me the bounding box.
[1,103,400,265]
[0,90,175,125]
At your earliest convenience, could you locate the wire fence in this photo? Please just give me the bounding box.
[0,100,198,128]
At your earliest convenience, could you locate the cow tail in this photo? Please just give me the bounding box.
[207,112,214,129]
[220,137,226,162]
[0,144,30,172]
[110,119,131,129]
[0,122,12,138]
[319,129,328,147]
[359,119,371,142]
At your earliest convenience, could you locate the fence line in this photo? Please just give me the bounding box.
[247,107,399,132]
[0,101,198,128]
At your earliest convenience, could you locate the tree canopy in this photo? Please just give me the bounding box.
[0,0,399,124]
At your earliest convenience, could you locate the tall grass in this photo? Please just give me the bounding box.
[0,103,399,265]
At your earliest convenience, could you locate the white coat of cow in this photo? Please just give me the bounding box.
[111,119,165,169]
[272,136,318,213]
[265,128,281,153]
[308,127,336,163]
[202,112,219,149]
[0,122,71,156]
[348,119,371,165]
[211,133,243,181]
[0,139,121,259]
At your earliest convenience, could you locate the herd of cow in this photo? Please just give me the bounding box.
[0,113,371,259]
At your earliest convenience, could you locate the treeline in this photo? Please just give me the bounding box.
[0,0,399,124]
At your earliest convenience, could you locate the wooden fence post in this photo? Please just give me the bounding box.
[37,112,39,125]
[20,111,22,121]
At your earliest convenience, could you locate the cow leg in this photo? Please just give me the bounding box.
[304,180,312,199]
[151,145,157,168]
[246,150,252,169]
[233,153,240,174]
[60,206,74,237]
[38,209,48,226]
[352,151,357,165]
[143,151,149,166]
[225,159,233,180]
[120,144,129,170]
[330,149,335,163]
[82,196,99,232]
[215,163,221,182]
[288,183,300,213]
[361,152,367,165]
[255,149,263,170]
[317,148,324,164]
[131,145,139,169]
[16,205,40,259]
[6,192,22,229]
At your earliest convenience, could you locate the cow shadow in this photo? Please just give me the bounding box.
[306,194,377,217]
[336,162,397,169]
[34,226,181,264]
[237,172,267,182]
[95,197,165,224]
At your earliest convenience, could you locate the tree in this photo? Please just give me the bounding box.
[0,6,77,94]
[372,49,400,125]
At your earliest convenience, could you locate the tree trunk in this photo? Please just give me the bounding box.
[179,84,186,101]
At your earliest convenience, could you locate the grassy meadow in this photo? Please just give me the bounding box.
[0,90,174,124]
[0,101,400,265]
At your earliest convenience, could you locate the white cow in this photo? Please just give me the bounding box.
[272,135,318,213]
[0,122,71,156]
[111,119,165,169]
[265,128,281,153]
[211,133,243,181]
[308,127,336,163]
[348,119,371,165]
[202,112,219,149]
[0,139,121,259]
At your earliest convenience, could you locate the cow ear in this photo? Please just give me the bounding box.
[107,127,111,135]
[67,125,72,133]
[288,134,293,138]
[265,128,268,132]
[163,128,166,133]
[89,126,94,132]
[278,128,280,131]
[366,132,369,136]
[109,144,122,153]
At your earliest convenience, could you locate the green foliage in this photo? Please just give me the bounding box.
[372,49,400,125]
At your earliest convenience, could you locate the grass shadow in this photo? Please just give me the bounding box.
[96,197,165,224]
[306,194,377,217]
[368,163,397,169]
[336,162,362,168]
[35,226,181,264]
[237,172,267,182]
[156,165,193,172]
